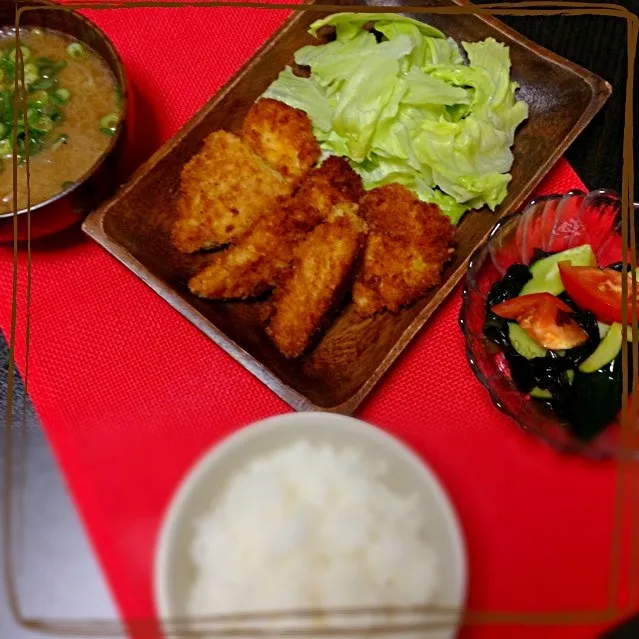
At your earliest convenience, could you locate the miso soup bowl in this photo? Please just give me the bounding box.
[0,0,128,237]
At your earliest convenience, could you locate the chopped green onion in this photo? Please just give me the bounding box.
[100,127,115,137]
[26,108,39,125]
[26,136,45,157]
[0,58,15,82]
[28,90,49,107]
[32,115,53,132]
[2,98,14,124]
[52,133,68,150]
[53,88,69,104]
[66,42,84,58]
[0,43,73,164]
[28,77,56,92]
[9,46,31,63]
[100,112,119,133]
[22,62,38,86]
[61,180,75,190]
[38,64,54,79]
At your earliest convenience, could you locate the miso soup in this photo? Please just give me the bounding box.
[0,27,121,214]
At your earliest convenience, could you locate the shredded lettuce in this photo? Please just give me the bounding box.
[308,12,446,40]
[263,13,528,224]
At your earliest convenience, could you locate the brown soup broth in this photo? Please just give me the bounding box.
[0,27,119,214]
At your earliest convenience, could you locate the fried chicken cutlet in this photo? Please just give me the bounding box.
[188,156,364,301]
[171,131,292,253]
[267,205,368,359]
[241,98,321,189]
[352,184,455,317]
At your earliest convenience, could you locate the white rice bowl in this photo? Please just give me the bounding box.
[154,413,466,639]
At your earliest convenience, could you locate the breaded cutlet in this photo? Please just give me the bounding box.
[294,155,364,211]
[266,205,368,359]
[171,131,291,254]
[187,156,364,301]
[352,184,455,317]
[241,98,321,189]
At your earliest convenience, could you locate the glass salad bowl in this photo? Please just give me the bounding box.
[459,189,639,460]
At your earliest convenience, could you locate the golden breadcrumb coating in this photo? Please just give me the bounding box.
[299,155,365,205]
[187,156,364,300]
[352,183,455,317]
[171,130,291,253]
[240,98,321,189]
[267,205,368,359]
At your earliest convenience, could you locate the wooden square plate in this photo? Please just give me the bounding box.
[83,0,611,413]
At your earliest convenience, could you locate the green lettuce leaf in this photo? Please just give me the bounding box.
[332,55,401,162]
[329,36,414,162]
[308,12,445,41]
[402,67,470,107]
[412,117,514,209]
[294,30,379,94]
[425,36,464,65]
[462,38,529,139]
[371,103,439,167]
[414,179,469,225]
[356,155,421,190]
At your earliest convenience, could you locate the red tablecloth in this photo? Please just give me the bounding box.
[0,2,634,638]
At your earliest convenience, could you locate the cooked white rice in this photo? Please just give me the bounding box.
[186,440,439,636]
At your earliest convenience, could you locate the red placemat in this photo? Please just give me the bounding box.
[0,3,633,638]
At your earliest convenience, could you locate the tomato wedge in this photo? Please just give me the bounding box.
[492,293,572,319]
[558,263,639,325]
[491,292,588,350]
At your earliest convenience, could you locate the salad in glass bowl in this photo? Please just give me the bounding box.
[459,189,639,459]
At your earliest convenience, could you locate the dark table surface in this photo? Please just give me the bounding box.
[1,1,638,637]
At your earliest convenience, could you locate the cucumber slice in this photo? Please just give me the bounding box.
[579,323,623,373]
[530,387,552,399]
[599,321,638,341]
[530,370,574,400]
[508,322,546,359]
[521,244,596,296]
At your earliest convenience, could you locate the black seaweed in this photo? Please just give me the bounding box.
[530,248,554,263]
[485,264,532,309]
[565,346,629,440]
[482,250,622,439]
